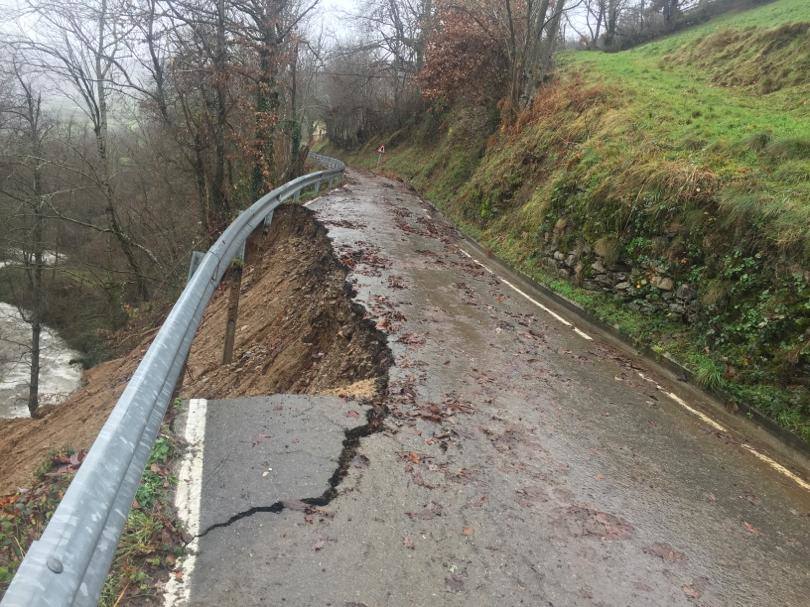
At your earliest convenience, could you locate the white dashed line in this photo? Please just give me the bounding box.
[459,247,576,327]
[665,391,728,433]
[498,276,573,327]
[456,244,808,493]
[574,328,593,341]
[634,372,808,491]
[741,445,810,491]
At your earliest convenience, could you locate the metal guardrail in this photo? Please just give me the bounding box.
[1,154,345,607]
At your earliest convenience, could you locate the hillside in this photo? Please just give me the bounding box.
[330,0,810,441]
[0,205,389,495]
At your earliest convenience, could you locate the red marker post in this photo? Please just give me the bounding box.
[376,144,385,168]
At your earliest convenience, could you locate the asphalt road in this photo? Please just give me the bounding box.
[175,169,810,607]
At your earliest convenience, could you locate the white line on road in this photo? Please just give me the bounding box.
[497,276,573,327]
[574,328,594,341]
[458,243,808,492]
[741,445,810,491]
[635,372,809,491]
[164,398,208,607]
[665,391,728,433]
[458,247,576,327]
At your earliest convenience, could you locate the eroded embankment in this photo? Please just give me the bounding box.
[0,204,391,494]
[181,204,391,400]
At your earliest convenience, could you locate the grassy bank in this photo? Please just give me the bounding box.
[325,0,810,442]
[0,404,185,604]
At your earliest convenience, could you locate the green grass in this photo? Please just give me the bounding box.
[561,2,810,255]
[1,407,186,604]
[327,0,810,442]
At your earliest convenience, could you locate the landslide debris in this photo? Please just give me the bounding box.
[0,204,391,494]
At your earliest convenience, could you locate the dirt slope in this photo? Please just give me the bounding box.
[0,204,390,494]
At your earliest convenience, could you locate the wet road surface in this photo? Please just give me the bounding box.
[180,169,810,606]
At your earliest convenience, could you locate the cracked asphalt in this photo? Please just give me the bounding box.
[180,169,810,606]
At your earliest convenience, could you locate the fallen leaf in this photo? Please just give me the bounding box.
[313,538,326,551]
[406,451,422,464]
[682,584,701,600]
[643,542,686,562]
[743,521,761,535]
[402,536,415,550]
[462,527,474,536]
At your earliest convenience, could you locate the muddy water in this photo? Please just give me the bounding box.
[0,302,82,418]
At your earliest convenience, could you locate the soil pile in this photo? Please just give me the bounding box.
[0,205,391,494]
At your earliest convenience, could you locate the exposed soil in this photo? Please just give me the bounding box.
[0,205,391,494]
[180,204,391,398]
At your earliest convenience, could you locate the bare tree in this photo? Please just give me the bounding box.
[15,0,156,300]
[0,60,52,415]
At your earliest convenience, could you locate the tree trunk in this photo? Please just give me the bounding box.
[538,1,567,77]
[27,170,44,418]
[211,0,231,228]
[96,0,150,300]
[252,32,280,200]
[522,0,553,104]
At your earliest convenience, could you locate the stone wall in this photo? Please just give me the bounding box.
[543,243,700,322]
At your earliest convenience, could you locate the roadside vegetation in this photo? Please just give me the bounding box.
[0,407,184,604]
[324,0,810,441]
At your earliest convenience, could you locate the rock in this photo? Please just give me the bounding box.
[595,274,612,287]
[615,282,631,290]
[593,236,618,260]
[613,272,628,282]
[651,275,674,291]
[669,303,686,315]
[565,254,577,267]
[591,260,606,274]
[558,268,571,278]
[553,251,565,262]
[676,283,696,301]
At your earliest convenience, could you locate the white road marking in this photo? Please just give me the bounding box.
[456,242,809,492]
[665,391,728,433]
[574,328,593,341]
[459,249,494,273]
[635,373,808,492]
[498,276,573,327]
[741,445,810,491]
[458,247,576,328]
[164,398,208,606]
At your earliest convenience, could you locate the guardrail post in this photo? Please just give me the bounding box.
[222,259,243,365]
[187,250,205,282]
[0,153,346,607]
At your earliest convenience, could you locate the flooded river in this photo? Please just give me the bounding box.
[0,302,82,418]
